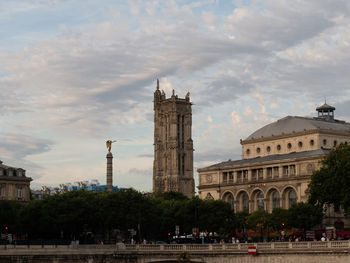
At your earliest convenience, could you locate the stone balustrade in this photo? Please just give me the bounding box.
[0,240,349,252]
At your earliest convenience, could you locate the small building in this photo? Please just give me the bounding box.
[0,160,32,202]
[197,103,350,227]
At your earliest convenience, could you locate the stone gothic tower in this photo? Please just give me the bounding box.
[153,80,195,198]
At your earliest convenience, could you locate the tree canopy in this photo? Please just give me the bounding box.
[308,143,350,213]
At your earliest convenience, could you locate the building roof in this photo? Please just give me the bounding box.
[316,103,335,111]
[244,116,350,141]
[199,149,330,171]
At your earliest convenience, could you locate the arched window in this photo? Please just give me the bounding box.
[242,192,249,213]
[288,189,297,208]
[223,193,234,211]
[257,191,264,211]
[272,191,280,209]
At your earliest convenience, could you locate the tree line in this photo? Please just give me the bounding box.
[0,189,322,243]
[1,143,348,244]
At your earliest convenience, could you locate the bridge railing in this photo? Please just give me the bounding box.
[0,241,349,251]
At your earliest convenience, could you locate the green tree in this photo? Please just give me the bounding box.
[269,208,289,230]
[309,143,350,213]
[288,202,323,231]
[0,201,23,236]
[247,210,269,241]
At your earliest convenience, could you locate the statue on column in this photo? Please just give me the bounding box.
[106,140,116,153]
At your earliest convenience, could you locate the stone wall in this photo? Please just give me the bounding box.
[1,242,350,263]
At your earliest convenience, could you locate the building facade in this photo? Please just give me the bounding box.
[198,104,350,225]
[0,160,32,202]
[153,80,195,198]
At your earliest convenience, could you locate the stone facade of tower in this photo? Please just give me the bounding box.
[153,80,195,198]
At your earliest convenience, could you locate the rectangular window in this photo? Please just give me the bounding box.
[177,115,180,148]
[267,167,272,178]
[283,166,289,177]
[182,155,185,175]
[237,171,242,183]
[181,115,185,149]
[17,188,22,198]
[289,165,296,176]
[258,169,263,180]
[243,170,248,182]
[273,167,279,178]
[223,172,228,183]
[229,172,234,183]
[251,169,257,182]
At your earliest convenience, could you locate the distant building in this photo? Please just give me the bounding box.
[153,80,195,198]
[198,103,350,227]
[0,160,32,202]
[31,180,124,199]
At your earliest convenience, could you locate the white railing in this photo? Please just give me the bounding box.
[117,241,350,251]
[0,241,349,252]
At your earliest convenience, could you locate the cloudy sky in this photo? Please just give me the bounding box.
[1,0,350,192]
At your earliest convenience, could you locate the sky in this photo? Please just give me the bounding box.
[1,0,350,192]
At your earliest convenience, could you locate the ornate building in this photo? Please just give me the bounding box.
[198,103,350,224]
[153,80,195,198]
[0,160,32,202]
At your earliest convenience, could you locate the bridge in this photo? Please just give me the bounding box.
[0,241,349,262]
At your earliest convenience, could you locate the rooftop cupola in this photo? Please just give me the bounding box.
[316,102,335,120]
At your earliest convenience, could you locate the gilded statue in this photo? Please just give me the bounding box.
[106,140,116,152]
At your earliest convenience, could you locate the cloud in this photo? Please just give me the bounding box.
[0,132,53,180]
[1,0,350,191]
[231,111,241,125]
[270,103,279,110]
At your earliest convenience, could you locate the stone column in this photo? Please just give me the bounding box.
[248,170,252,182]
[106,152,113,192]
[263,168,267,180]
[278,166,283,178]
[233,171,237,184]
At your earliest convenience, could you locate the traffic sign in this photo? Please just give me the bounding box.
[248,246,257,255]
